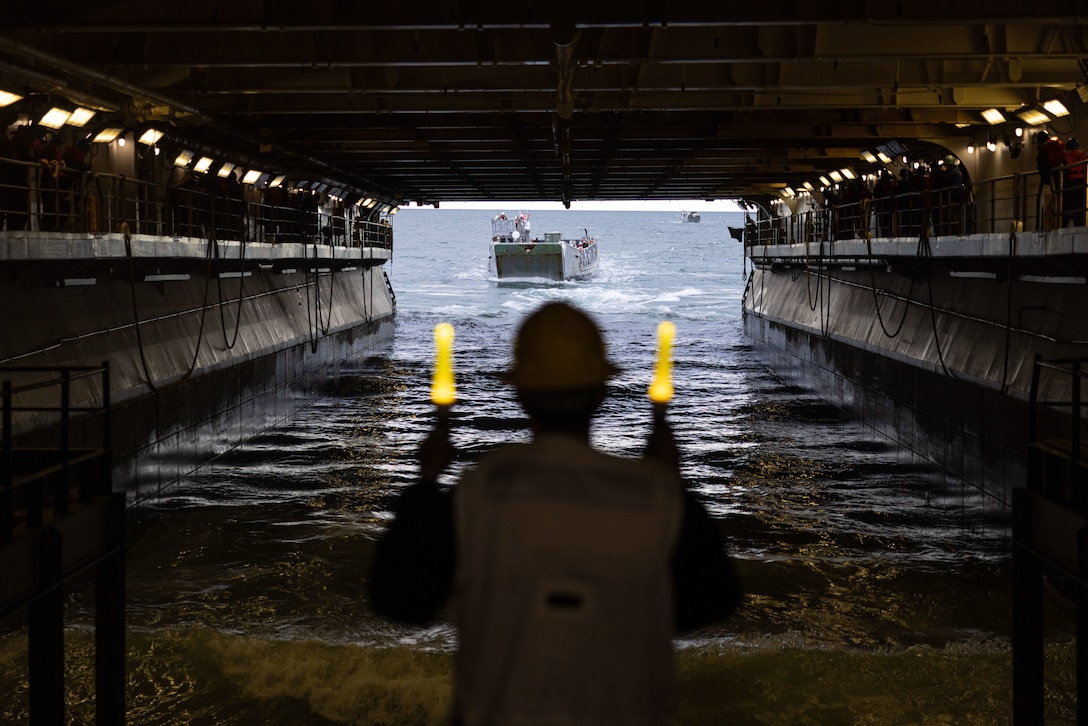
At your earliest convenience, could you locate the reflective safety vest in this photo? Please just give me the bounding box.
[451,433,684,726]
[1064,149,1088,182]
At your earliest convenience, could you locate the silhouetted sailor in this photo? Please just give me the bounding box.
[369,300,741,726]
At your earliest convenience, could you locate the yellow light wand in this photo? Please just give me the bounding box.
[431,323,456,414]
[648,320,676,408]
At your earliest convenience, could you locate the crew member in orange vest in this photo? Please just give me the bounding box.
[1062,138,1088,227]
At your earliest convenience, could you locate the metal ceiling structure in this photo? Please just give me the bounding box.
[3,3,1088,208]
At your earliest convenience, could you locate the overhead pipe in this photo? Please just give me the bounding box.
[551,7,577,120]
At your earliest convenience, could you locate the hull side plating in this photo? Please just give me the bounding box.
[742,230,1088,511]
[2,232,395,501]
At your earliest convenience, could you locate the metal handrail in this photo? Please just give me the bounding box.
[1028,354,1088,462]
[1,362,111,542]
[742,159,1088,247]
[0,156,393,250]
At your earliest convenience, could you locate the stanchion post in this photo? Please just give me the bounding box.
[1012,487,1044,725]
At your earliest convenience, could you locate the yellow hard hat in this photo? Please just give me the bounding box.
[503,301,620,390]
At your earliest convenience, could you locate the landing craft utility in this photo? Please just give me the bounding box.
[488,212,599,281]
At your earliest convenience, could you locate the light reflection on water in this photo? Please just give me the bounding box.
[0,210,1078,723]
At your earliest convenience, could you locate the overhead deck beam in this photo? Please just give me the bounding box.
[3,5,1088,205]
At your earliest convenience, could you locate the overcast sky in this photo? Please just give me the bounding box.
[431,198,742,212]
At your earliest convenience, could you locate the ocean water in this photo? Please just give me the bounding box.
[0,208,1077,724]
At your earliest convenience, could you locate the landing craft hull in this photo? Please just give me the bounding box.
[489,240,599,281]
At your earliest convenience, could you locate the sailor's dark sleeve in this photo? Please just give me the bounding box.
[671,492,742,633]
[368,482,456,625]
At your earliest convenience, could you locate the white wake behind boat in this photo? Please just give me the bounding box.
[488,213,599,281]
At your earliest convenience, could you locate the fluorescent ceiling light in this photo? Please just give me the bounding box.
[39,108,71,129]
[137,128,164,145]
[1043,99,1070,117]
[981,108,1006,124]
[840,168,857,180]
[876,152,892,164]
[242,169,261,184]
[818,176,831,187]
[173,150,194,167]
[216,162,236,178]
[269,175,286,187]
[66,107,96,127]
[860,150,878,163]
[1016,107,1050,125]
[194,157,214,173]
[0,90,22,107]
[92,127,123,143]
[829,170,843,182]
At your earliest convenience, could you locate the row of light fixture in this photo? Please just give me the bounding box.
[980,98,1071,128]
[101,132,395,211]
[777,96,1079,199]
[967,99,1074,155]
[168,148,391,211]
[779,166,859,199]
[2,89,398,215]
[1,88,103,130]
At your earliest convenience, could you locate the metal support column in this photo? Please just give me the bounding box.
[1,380,11,543]
[1012,487,1045,725]
[95,494,126,726]
[1080,524,1088,726]
[28,527,64,726]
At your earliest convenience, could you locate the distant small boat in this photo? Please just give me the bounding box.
[681,211,701,223]
[488,213,599,281]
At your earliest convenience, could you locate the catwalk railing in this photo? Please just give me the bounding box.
[1027,355,1088,500]
[0,156,393,250]
[744,158,1088,247]
[1,363,112,547]
[1016,354,1088,725]
[0,362,124,725]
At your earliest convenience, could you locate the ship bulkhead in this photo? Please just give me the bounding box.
[742,150,1088,518]
[1,147,396,502]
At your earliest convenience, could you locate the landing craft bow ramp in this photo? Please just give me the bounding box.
[1,4,1088,207]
